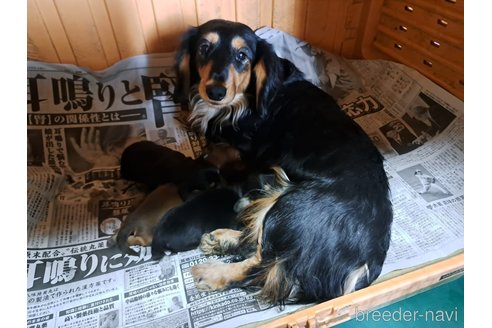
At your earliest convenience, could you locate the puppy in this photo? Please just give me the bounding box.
[115,140,246,254]
[110,183,183,255]
[120,140,212,190]
[151,187,241,259]
[151,168,279,259]
[120,140,247,188]
[115,140,223,253]
[174,19,393,304]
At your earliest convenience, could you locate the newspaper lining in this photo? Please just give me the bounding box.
[27,27,464,328]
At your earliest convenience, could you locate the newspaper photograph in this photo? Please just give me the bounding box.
[27,27,463,328]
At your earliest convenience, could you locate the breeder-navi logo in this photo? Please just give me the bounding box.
[355,307,459,323]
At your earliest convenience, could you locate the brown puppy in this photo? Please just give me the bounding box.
[109,184,183,255]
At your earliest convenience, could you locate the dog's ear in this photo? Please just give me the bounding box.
[173,27,199,104]
[252,39,277,117]
[252,39,301,118]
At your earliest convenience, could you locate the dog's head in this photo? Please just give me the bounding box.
[174,19,301,131]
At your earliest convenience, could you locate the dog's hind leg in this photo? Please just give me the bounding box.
[192,190,275,292]
[192,196,273,291]
[192,249,262,291]
[192,167,290,292]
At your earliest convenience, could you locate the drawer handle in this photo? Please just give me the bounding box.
[446,0,457,3]
[399,25,408,31]
[404,5,414,12]
[423,59,433,67]
[430,40,441,47]
[437,18,448,26]
[394,43,403,50]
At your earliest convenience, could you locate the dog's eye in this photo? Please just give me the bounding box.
[235,51,248,62]
[198,43,210,56]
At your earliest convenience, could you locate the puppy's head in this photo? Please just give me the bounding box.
[174,19,300,125]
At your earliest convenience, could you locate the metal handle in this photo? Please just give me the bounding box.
[437,18,448,26]
[423,59,433,67]
[430,40,441,48]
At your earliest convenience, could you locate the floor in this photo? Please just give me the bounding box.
[338,276,464,327]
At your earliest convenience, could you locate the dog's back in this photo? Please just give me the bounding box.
[237,81,393,302]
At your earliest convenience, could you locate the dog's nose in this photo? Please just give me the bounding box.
[206,85,227,101]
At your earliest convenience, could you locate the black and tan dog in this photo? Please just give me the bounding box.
[174,19,393,304]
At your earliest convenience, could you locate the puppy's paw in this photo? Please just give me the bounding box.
[199,229,241,255]
[199,232,222,255]
[191,260,228,291]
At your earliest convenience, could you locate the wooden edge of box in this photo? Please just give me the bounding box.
[259,253,464,328]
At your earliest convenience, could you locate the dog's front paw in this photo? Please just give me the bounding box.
[199,229,241,255]
[199,232,222,255]
[191,260,228,291]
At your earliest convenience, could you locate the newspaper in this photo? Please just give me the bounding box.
[27,27,463,328]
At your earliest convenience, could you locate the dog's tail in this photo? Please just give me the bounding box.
[233,258,298,305]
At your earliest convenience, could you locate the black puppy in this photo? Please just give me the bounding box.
[174,19,393,304]
[151,187,241,258]
[150,169,278,259]
[120,141,213,190]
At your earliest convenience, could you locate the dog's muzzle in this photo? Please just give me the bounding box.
[206,85,227,101]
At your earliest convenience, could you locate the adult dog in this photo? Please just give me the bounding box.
[174,19,393,304]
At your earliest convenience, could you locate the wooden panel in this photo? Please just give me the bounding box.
[134,0,161,53]
[236,0,261,29]
[35,0,76,64]
[180,0,200,27]
[272,0,308,39]
[153,0,198,53]
[259,0,274,27]
[196,0,236,24]
[87,0,121,66]
[27,0,59,63]
[54,0,107,70]
[105,0,148,59]
[304,0,364,57]
[305,0,344,52]
[341,0,364,55]
[27,0,388,69]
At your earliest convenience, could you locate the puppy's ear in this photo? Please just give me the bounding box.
[173,27,199,104]
[252,39,301,118]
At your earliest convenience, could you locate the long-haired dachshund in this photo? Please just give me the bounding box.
[174,19,393,305]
